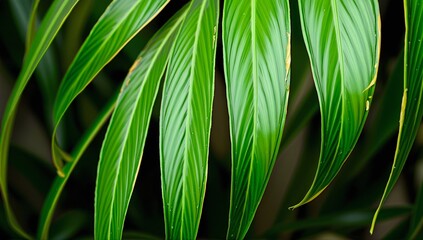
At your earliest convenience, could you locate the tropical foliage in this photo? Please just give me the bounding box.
[0,0,422,239]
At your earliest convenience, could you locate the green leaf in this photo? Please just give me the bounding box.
[291,0,381,209]
[372,1,423,232]
[37,95,116,240]
[52,0,170,176]
[26,0,40,51]
[0,1,80,238]
[160,0,219,238]
[94,6,187,239]
[223,0,291,238]
[265,206,411,236]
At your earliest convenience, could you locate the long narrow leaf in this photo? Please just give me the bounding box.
[291,0,381,209]
[223,0,291,238]
[52,0,170,176]
[371,0,423,233]
[160,0,219,238]
[0,1,79,238]
[94,7,187,239]
[37,95,116,240]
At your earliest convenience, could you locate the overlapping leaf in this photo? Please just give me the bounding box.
[0,0,79,238]
[52,0,170,176]
[223,0,291,238]
[38,95,116,240]
[160,0,219,238]
[371,0,423,233]
[291,0,381,208]
[94,7,187,239]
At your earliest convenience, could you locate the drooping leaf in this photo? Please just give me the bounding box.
[223,0,291,238]
[37,95,116,240]
[160,0,219,238]
[291,0,381,209]
[372,0,423,233]
[266,206,411,237]
[0,1,80,238]
[52,0,170,176]
[94,7,187,239]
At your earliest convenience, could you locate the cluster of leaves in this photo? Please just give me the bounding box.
[0,0,422,239]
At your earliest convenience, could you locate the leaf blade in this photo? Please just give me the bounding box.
[292,0,381,208]
[37,95,116,240]
[94,7,187,239]
[0,1,80,238]
[371,0,423,233]
[52,0,170,175]
[223,0,291,238]
[159,0,219,238]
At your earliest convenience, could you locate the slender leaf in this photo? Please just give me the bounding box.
[26,0,40,51]
[160,0,219,238]
[371,0,423,233]
[266,206,411,236]
[37,95,116,240]
[94,7,187,239]
[52,0,170,176]
[291,0,381,209]
[8,0,60,124]
[0,1,80,238]
[223,0,291,238]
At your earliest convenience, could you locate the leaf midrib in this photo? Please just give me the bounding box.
[180,1,208,238]
[102,13,184,239]
[236,0,257,238]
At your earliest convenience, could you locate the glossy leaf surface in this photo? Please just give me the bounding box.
[372,0,423,233]
[223,0,291,238]
[94,8,186,240]
[292,0,381,208]
[0,0,79,238]
[52,0,170,175]
[160,0,219,238]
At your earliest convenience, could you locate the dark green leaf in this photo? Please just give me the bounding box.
[371,0,423,233]
[38,96,116,240]
[0,1,80,238]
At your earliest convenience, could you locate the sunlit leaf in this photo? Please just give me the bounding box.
[0,1,80,238]
[52,0,170,176]
[223,0,291,238]
[94,7,187,239]
[160,0,219,238]
[291,0,381,209]
[37,95,116,240]
[372,0,423,233]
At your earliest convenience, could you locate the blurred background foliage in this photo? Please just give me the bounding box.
[0,0,422,239]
